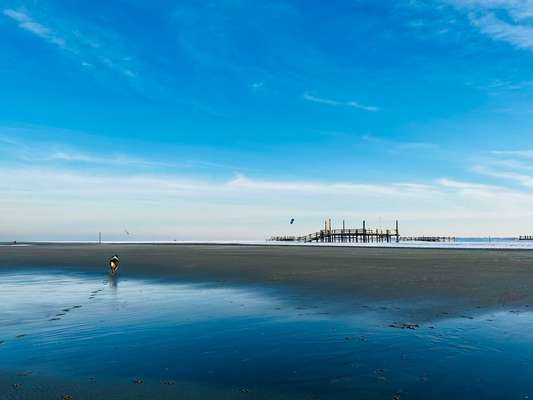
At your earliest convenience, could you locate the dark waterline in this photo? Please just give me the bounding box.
[1,270,532,399]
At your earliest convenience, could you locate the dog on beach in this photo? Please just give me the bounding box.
[109,255,120,275]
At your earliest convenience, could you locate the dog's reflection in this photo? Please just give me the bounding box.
[108,274,118,291]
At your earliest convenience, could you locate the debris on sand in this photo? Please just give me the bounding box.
[16,334,26,338]
[389,322,419,330]
[374,369,387,381]
[240,388,250,393]
[160,380,176,385]
[12,383,22,389]
[133,378,144,384]
[62,395,73,400]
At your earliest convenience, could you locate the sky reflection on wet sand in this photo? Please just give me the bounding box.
[1,270,533,399]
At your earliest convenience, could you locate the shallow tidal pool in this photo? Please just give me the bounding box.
[1,269,533,399]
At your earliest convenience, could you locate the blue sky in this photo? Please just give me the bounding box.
[2,0,533,240]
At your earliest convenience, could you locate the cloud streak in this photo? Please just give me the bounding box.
[0,129,248,172]
[492,150,533,158]
[3,8,66,47]
[472,149,533,190]
[449,0,533,51]
[470,12,533,51]
[303,92,380,112]
[360,134,438,153]
[2,7,137,79]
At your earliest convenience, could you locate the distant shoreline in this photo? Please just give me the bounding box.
[2,239,533,251]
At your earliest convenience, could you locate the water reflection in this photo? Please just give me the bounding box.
[108,273,118,290]
[1,270,533,399]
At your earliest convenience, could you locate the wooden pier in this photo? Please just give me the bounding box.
[519,235,533,241]
[401,236,455,242]
[269,236,298,242]
[270,219,400,243]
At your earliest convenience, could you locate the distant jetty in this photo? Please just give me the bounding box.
[270,219,460,244]
[270,219,400,243]
[519,236,533,241]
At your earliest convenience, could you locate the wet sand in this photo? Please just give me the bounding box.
[2,244,533,317]
[0,372,299,400]
[3,244,533,399]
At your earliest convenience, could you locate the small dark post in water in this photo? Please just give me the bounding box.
[98,232,101,245]
[363,220,366,243]
[395,220,399,243]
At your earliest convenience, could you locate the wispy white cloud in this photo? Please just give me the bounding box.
[2,7,137,79]
[436,177,502,191]
[3,8,66,47]
[470,12,533,50]
[360,134,438,153]
[303,92,380,112]
[250,82,264,90]
[450,1,533,20]
[480,158,533,173]
[227,174,435,197]
[448,0,533,51]
[472,149,533,189]
[46,151,174,168]
[0,128,247,172]
[492,150,533,158]
[473,165,533,189]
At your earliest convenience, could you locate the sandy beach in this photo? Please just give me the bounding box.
[2,243,533,317]
[3,244,533,399]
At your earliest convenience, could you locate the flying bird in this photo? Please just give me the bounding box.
[290,218,295,225]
